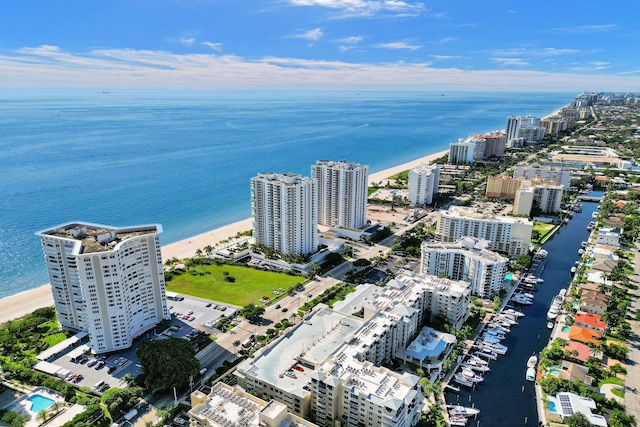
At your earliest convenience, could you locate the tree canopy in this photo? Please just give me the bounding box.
[136,338,201,391]
[240,303,265,323]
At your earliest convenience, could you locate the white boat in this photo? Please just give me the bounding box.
[547,305,560,320]
[454,373,481,387]
[526,367,536,381]
[486,343,508,355]
[536,277,544,283]
[462,362,490,373]
[475,348,498,360]
[527,355,538,368]
[587,222,595,231]
[449,405,480,417]
[504,309,524,318]
[523,292,535,299]
[460,368,484,382]
[467,356,489,366]
[487,327,509,336]
[581,241,588,248]
[592,212,598,218]
[536,249,548,259]
[481,335,501,345]
[570,266,577,275]
[578,249,584,255]
[449,414,468,426]
[513,294,533,305]
[547,321,554,329]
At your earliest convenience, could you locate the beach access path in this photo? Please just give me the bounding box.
[0,149,449,325]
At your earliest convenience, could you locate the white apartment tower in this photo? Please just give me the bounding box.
[506,115,546,147]
[449,136,485,164]
[420,237,508,298]
[251,172,318,255]
[513,165,572,189]
[312,160,368,229]
[436,206,533,257]
[513,179,564,216]
[408,164,440,206]
[36,222,170,354]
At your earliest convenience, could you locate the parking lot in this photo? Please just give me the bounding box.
[47,295,237,392]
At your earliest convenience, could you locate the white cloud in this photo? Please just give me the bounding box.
[3,45,640,92]
[431,55,460,60]
[490,47,580,57]
[337,36,363,44]
[492,57,529,66]
[179,37,196,46]
[291,28,324,41]
[551,24,619,34]
[202,42,223,52]
[285,0,425,18]
[375,42,421,51]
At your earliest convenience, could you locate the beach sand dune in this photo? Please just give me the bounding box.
[0,149,448,324]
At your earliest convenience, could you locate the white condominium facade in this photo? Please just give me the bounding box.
[420,237,508,298]
[449,136,485,164]
[513,179,564,216]
[36,222,170,354]
[312,160,368,229]
[506,115,545,147]
[407,164,440,206]
[435,206,533,257]
[251,172,318,255]
[513,165,572,189]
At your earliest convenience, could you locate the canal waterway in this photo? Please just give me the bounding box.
[444,195,602,426]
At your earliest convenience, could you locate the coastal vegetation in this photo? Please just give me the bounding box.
[136,338,201,391]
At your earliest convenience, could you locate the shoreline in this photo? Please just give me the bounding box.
[0,148,448,324]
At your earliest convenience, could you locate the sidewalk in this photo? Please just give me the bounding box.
[623,242,640,419]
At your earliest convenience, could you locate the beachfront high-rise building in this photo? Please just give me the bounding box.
[251,172,318,255]
[448,135,486,164]
[482,131,507,157]
[311,160,368,229]
[420,237,508,298]
[407,164,440,206]
[506,115,546,147]
[36,222,170,354]
[513,179,564,216]
[435,206,533,257]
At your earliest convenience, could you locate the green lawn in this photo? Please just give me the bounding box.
[42,332,67,347]
[166,264,303,306]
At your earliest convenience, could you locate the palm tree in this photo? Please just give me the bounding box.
[49,401,62,416]
[204,245,214,256]
[36,409,50,425]
[122,373,136,387]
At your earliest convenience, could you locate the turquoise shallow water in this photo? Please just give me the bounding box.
[0,89,572,299]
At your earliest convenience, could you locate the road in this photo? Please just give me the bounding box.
[624,242,640,419]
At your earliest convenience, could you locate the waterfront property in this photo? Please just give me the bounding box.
[435,206,533,257]
[36,222,171,354]
[251,172,318,256]
[312,160,368,229]
[546,392,608,426]
[420,237,508,298]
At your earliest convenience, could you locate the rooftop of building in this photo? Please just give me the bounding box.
[36,222,160,254]
[439,206,533,225]
[421,237,507,263]
[238,306,364,397]
[401,327,456,361]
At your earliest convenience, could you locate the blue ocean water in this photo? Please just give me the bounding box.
[0,90,572,299]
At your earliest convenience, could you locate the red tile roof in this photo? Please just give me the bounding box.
[564,341,591,362]
[568,325,603,345]
[575,312,607,331]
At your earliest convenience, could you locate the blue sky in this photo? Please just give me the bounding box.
[2,0,639,91]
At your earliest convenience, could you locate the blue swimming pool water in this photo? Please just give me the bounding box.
[27,394,55,412]
[548,401,557,413]
[549,368,561,375]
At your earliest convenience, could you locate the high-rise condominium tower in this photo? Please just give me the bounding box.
[312,160,368,229]
[251,172,318,255]
[36,222,170,354]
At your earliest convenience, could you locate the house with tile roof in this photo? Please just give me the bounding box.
[568,325,603,345]
[579,289,609,315]
[564,341,591,363]
[574,312,607,333]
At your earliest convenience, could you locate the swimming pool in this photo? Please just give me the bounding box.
[548,401,557,413]
[549,368,561,375]
[562,326,571,333]
[27,394,55,413]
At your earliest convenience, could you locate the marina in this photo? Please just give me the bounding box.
[444,194,601,425]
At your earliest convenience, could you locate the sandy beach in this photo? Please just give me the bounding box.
[0,149,448,324]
